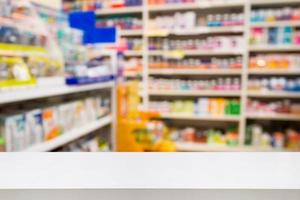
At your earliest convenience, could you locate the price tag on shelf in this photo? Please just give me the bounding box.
[163,50,185,59]
[146,29,169,37]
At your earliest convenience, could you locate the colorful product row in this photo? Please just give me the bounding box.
[97,17,143,31]
[123,38,143,51]
[251,7,300,23]
[121,57,143,76]
[58,131,110,152]
[249,54,300,70]
[0,95,111,152]
[149,36,244,51]
[246,125,300,151]
[149,56,242,69]
[247,99,300,116]
[148,0,239,6]
[248,77,300,92]
[149,11,243,31]
[149,77,241,91]
[171,126,239,146]
[0,25,47,47]
[65,56,113,85]
[0,57,63,90]
[148,0,197,5]
[250,27,300,46]
[149,98,241,116]
[63,0,143,12]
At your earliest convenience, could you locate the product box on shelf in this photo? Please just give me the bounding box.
[25,109,44,147]
[96,96,111,118]
[0,113,26,152]
[85,97,98,122]
[42,107,60,141]
[58,103,76,134]
[0,57,37,90]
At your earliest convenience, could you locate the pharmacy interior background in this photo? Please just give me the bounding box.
[0,0,300,152]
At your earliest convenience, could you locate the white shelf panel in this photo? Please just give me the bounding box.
[149,90,241,97]
[249,45,300,52]
[119,30,143,36]
[24,115,112,152]
[249,69,300,75]
[247,91,300,98]
[0,81,114,105]
[176,142,282,152]
[146,26,244,37]
[96,6,143,15]
[251,0,300,6]
[148,1,244,12]
[251,21,300,28]
[160,113,241,122]
[148,50,242,57]
[149,68,242,75]
[123,50,143,56]
[247,113,300,121]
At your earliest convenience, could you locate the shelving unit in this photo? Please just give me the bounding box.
[176,142,283,152]
[24,115,112,152]
[119,30,143,37]
[248,69,300,75]
[250,21,300,28]
[0,49,117,152]
[146,26,244,37]
[149,69,242,75]
[0,50,48,57]
[95,6,143,15]
[123,50,143,57]
[148,0,244,12]
[249,45,300,52]
[148,50,242,57]
[247,113,300,121]
[62,0,300,152]
[0,81,114,105]
[160,113,241,122]
[149,90,241,97]
[247,91,300,98]
[119,0,300,151]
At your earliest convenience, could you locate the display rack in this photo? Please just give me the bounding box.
[24,115,112,152]
[0,49,117,152]
[67,0,300,152]
[0,81,114,105]
[95,0,300,152]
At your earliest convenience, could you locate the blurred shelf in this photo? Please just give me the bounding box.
[149,68,242,75]
[0,81,114,105]
[119,30,143,36]
[0,50,47,57]
[247,91,300,98]
[176,142,283,152]
[247,113,300,121]
[148,1,244,12]
[160,113,240,122]
[149,90,241,97]
[248,69,300,75]
[251,21,300,28]
[251,0,300,6]
[123,50,143,56]
[124,73,142,78]
[249,45,300,52]
[146,26,244,37]
[148,50,242,57]
[96,6,143,15]
[24,115,112,152]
